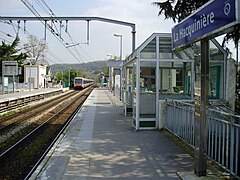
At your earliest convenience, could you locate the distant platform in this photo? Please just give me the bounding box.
[0,88,64,103]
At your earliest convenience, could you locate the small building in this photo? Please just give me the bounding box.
[122,33,229,130]
[24,64,47,89]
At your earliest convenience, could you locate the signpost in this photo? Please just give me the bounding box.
[172,0,239,177]
[2,61,18,94]
[172,0,238,49]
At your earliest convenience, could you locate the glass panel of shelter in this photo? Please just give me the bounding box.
[159,61,192,100]
[209,40,224,99]
[182,41,225,100]
[158,36,193,100]
[140,61,156,118]
[132,62,137,125]
[140,38,156,59]
[159,37,172,59]
[125,65,133,115]
[171,40,225,100]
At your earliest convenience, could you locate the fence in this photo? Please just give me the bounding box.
[165,100,240,177]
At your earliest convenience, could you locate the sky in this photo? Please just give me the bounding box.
[0,0,175,64]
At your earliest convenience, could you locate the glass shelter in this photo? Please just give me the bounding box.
[122,33,227,130]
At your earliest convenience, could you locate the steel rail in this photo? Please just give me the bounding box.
[0,87,90,159]
[24,88,92,179]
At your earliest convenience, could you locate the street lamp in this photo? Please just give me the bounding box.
[29,63,31,91]
[106,53,113,59]
[114,33,123,100]
[113,33,122,60]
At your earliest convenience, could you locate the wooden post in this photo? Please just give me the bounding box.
[194,38,209,176]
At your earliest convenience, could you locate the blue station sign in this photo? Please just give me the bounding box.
[172,0,239,49]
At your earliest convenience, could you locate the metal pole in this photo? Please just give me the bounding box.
[132,28,136,52]
[69,69,70,88]
[13,75,15,93]
[62,71,64,88]
[44,20,47,41]
[120,35,122,60]
[2,62,4,94]
[194,38,209,176]
[87,20,90,45]
[29,64,31,91]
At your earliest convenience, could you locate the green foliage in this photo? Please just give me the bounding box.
[173,86,183,92]
[101,64,109,75]
[0,36,28,63]
[152,0,209,23]
[152,0,240,47]
[50,60,108,79]
[0,110,16,119]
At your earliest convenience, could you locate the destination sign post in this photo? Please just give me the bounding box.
[172,0,240,177]
[172,0,239,49]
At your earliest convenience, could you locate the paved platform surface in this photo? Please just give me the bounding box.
[31,88,195,180]
[0,88,63,103]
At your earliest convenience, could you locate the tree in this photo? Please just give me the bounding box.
[0,36,28,63]
[153,0,239,46]
[152,0,209,23]
[0,36,28,83]
[24,35,48,65]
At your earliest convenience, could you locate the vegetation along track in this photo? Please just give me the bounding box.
[0,86,94,180]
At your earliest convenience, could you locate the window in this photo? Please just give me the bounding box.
[159,61,192,100]
[140,38,156,59]
[159,37,172,59]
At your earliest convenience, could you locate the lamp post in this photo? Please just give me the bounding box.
[106,53,112,59]
[113,33,122,60]
[29,63,31,91]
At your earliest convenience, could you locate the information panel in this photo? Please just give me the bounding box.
[172,0,238,49]
[2,61,18,76]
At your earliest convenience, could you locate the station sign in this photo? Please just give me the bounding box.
[2,61,18,76]
[172,0,239,49]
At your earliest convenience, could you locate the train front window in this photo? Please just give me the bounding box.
[75,79,82,83]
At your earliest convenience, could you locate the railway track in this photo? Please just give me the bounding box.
[0,90,77,133]
[0,90,63,113]
[0,86,93,179]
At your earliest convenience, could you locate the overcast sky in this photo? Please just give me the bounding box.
[0,0,176,64]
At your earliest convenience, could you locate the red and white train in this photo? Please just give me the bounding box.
[74,77,94,89]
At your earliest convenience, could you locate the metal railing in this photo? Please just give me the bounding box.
[165,100,240,177]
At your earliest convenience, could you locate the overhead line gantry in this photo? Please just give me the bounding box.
[0,16,136,52]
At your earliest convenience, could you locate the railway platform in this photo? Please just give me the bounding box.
[0,88,64,103]
[30,88,198,180]
[0,88,64,112]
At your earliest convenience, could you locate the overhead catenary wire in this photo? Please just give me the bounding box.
[20,0,95,63]
[0,19,83,63]
[37,0,92,63]
[0,21,60,64]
